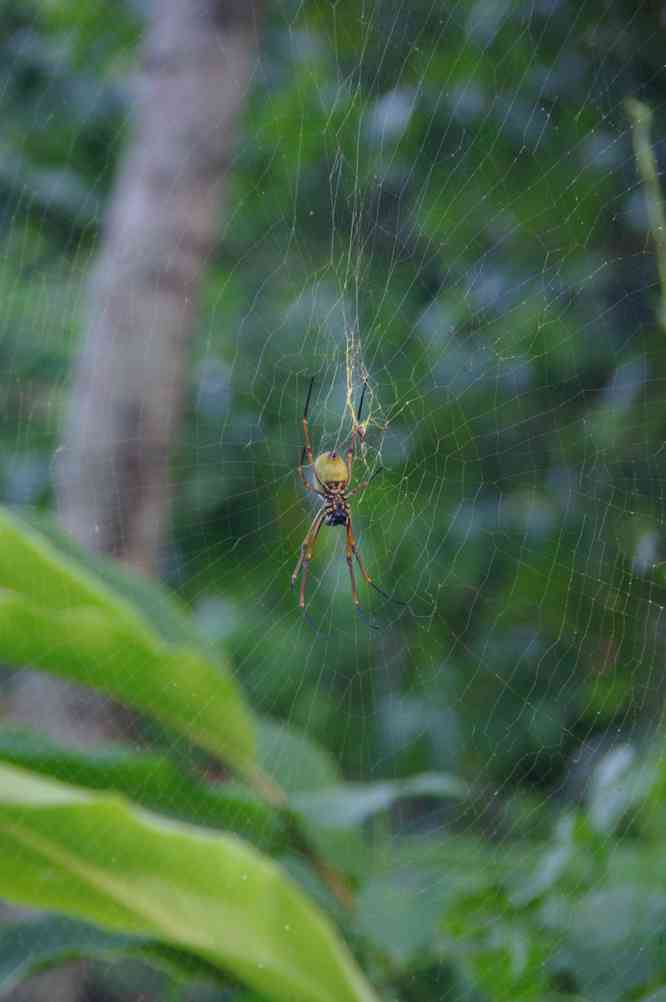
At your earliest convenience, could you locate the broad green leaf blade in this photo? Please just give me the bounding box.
[0,765,378,1002]
[292,773,468,829]
[0,729,282,850]
[16,508,205,649]
[0,509,255,776]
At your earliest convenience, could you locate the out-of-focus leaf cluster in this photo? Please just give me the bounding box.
[3,511,666,1002]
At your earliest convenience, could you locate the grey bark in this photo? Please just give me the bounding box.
[7,3,258,1000]
[57,0,258,575]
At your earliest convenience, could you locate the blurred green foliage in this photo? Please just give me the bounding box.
[3,0,666,999]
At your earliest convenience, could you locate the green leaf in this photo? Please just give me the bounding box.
[292,773,468,829]
[0,764,378,1002]
[546,887,666,1001]
[256,718,340,792]
[17,509,205,650]
[0,728,282,850]
[587,744,654,835]
[286,770,468,885]
[0,916,225,994]
[255,719,371,882]
[0,917,143,994]
[508,814,578,907]
[0,508,256,778]
[357,868,455,966]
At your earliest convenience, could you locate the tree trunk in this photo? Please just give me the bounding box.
[7,3,258,1000]
[57,0,258,575]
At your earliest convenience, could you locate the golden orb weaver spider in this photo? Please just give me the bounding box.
[291,378,396,624]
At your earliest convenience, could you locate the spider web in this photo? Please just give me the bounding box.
[183,0,666,774]
[3,0,666,997]
[189,7,666,990]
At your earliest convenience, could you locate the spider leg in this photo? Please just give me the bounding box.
[347,515,407,607]
[302,378,315,467]
[342,521,378,629]
[291,508,322,584]
[299,378,328,492]
[344,517,379,629]
[345,465,384,500]
[357,381,368,423]
[291,508,326,608]
[345,527,360,608]
[298,449,326,496]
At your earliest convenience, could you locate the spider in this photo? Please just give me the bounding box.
[291,378,394,622]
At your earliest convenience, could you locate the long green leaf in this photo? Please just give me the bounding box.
[16,508,206,649]
[0,728,282,850]
[0,764,378,1002]
[0,509,255,777]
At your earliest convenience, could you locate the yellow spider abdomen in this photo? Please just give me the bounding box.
[314,451,348,488]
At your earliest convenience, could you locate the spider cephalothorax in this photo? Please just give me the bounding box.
[291,379,393,622]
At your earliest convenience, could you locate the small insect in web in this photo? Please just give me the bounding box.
[291,378,401,627]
